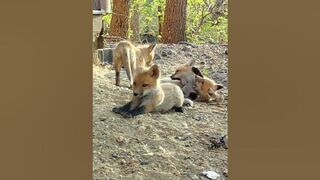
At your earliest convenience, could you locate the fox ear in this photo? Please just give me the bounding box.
[149,64,160,78]
[216,84,223,90]
[192,67,203,77]
[148,44,156,52]
[208,88,215,95]
[185,59,195,67]
[195,75,204,83]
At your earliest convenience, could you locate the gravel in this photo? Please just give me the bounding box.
[93,43,228,180]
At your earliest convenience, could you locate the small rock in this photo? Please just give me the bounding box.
[182,46,191,51]
[139,159,150,165]
[155,53,161,60]
[116,136,126,145]
[111,153,119,158]
[100,158,106,163]
[223,171,228,177]
[201,171,220,180]
[192,115,203,121]
[119,159,126,165]
[175,136,183,140]
[137,119,143,124]
[209,135,228,149]
[173,171,181,176]
[99,117,106,121]
[138,126,146,133]
[127,159,139,167]
[167,49,176,55]
[182,122,188,128]
[161,51,168,57]
[221,135,228,149]
[185,52,193,57]
[190,175,200,180]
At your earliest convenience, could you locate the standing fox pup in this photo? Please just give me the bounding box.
[113,40,156,88]
[194,75,224,103]
[112,65,184,118]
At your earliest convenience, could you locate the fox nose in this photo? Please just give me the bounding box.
[170,75,174,79]
[133,93,138,96]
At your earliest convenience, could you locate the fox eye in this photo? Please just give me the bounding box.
[208,92,213,96]
[176,70,180,73]
[142,83,149,87]
[133,82,136,86]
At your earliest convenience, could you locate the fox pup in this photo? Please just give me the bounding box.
[112,65,184,118]
[170,59,203,100]
[113,40,156,88]
[194,74,224,103]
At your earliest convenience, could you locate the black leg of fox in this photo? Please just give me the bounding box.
[115,71,120,86]
[122,105,145,118]
[112,102,132,114]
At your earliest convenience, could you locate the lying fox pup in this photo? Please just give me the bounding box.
[113,40,156,88]
[169,59,202,100]
[194,73,224,103]
[112,65,185,118]
[168,59,224,103]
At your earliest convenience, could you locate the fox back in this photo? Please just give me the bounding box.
[135,44,156,67]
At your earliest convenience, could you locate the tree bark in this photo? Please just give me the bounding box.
[158,5,163,37]
[162,0,187,43]
[109,0,130,39]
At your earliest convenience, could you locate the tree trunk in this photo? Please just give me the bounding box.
[162,0,187,43]
[158,5,163,37]
[109,0,130,39]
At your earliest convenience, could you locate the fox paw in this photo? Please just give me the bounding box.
[183,98,194,107]
[112,107,122,114]
[122,113,133,118]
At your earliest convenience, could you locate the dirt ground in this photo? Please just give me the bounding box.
[93,43,228,180]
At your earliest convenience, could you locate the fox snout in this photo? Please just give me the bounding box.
[170,74,180,80]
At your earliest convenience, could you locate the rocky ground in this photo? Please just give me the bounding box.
[93,43,228,180]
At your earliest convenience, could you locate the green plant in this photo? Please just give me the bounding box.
[186,0,228,44]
